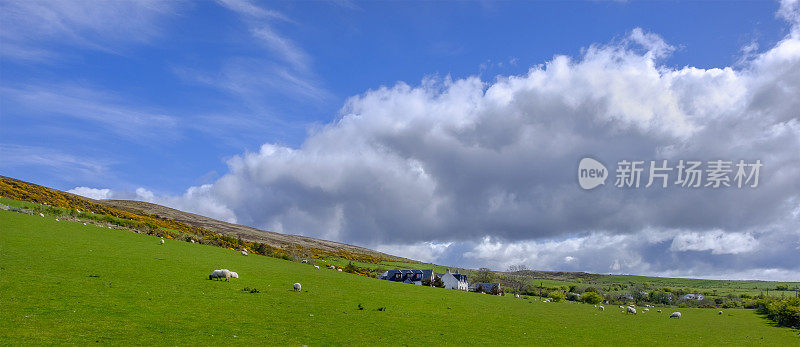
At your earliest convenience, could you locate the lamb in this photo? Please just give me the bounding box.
[191,239,196,243]
[643,308,649,312]
[657,310,662,313]
[160,238,165,245]
[670,312,681,318]
[39,213,44,217]
[313,265,319,269]
[598,305,605,311]
[293,283,301,292]
[301,260,308,263]
[241,250,248,256]
[209,269,236,281]
[627,306,637,314]
[619,305,624,309]
[515,294,520,298]
[338,269,342,272]
[718,311,723,315]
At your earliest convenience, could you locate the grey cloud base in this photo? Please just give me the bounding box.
[71,6,800,281]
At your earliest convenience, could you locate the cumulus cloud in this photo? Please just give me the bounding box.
[67,187,112,200]
[70,3,800,280]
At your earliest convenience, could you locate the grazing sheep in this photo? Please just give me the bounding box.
[301,260,308,263]
[670,312,681,318]
[209,269,235,281]
[338,269,342,272]
[515,294,520,298]
[293,283,301,292]
[718,311,723,315]
[241,250,248,256]
[313,265,319,269]
[593,305,597,308]
[39,213,44,217]
[191,239,196,243]
[328,265,335,269]
[619,306,624,309]
[598,306,605,311]
[627,306,637,314]
[643,308,649,312]
[55,219,59,221]
[657,310,662,313]
[160,238,165,245]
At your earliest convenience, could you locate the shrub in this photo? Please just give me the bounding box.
[581,292,604,305]
[548,292,566,302]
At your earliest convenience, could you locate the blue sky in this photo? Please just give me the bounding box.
[2,1,799,280]
[1,0,788,193]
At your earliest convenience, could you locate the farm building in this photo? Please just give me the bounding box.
[683,293,705,300]
[378,269,435,285]
[472,282,501,294]
[437,269,469,291]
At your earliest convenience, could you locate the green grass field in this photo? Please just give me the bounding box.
[1,210,798,345]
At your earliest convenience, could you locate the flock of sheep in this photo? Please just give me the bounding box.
[159,237,722,319]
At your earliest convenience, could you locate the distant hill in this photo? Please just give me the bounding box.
[0,175,410,263]
[100,199,403,260]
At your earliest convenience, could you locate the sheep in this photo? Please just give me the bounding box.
[293,283,301,292]
[670,312,681,318]
[191,239,196,243]
[241,250,248,256]
[328,265,335,269]
[515,294,520,298]
[593,305,597,308]
[301,260,308,263]
[338,269,342,272]
[657,310,662,313]
[39,213,44,217]
[313,265,319,269]
[718,311,723,315]
[209,269,236,281]
[619,305,624,309]
[160,238,165,245]
[598,305,605,311]
[627,306,637,314]
[55,219,59,221]
[643,308,649,312]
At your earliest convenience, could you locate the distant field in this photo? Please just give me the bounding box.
[1,210,798,345]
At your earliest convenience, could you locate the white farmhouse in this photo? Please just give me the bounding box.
[439,269,469,291]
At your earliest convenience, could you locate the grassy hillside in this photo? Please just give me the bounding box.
[1,210,798,345]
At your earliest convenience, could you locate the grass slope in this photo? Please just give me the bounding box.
[1,210,798,345]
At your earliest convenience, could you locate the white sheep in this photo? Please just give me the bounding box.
[241,250,248,256]
[619,305,624,309]
[39,213,44,217]
[657,310,662,313]
[670,312,681,318]
[338,269,342,272]
[718,311,723,315]
[209,269,236,281]
[55,219,59,221]
[627,306,637,314]
[643,308,649,312]
[515,294,520,298]
[191,239,196,243]
[314,265,319,269]
[301,260,308,263]
[293,283,301,292]
[160,238,165,245]
[598,305,605,311]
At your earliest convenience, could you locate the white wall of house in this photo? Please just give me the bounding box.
[441,270,468,291]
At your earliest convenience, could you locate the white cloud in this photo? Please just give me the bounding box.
[670,230,759,255]
[67,187,112,200]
